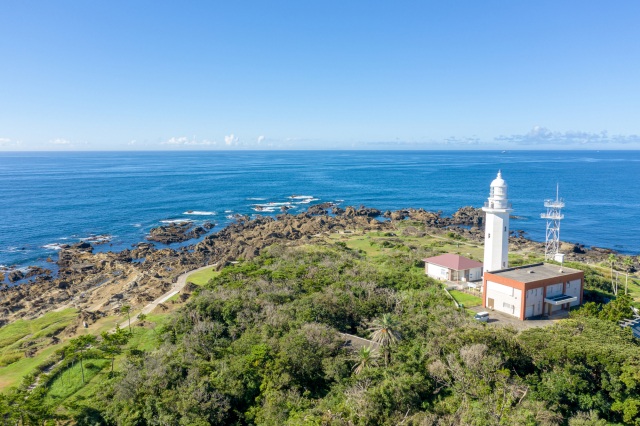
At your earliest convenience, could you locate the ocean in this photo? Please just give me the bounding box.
[1,150,639,273]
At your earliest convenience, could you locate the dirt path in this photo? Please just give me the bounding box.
[125,264,215,328]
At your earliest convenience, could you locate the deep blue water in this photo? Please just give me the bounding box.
[1,150,639,272]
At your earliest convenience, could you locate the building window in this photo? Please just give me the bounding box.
[503,302,512,309]
[504,226,506,231]
[488,233,491,238]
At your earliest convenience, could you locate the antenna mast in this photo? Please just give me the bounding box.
[540,184,565,260]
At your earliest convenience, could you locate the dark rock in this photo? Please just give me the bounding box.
[8,270,24,283]
[147,221,214,244]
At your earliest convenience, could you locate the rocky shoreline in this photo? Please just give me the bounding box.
[0,206,635,326]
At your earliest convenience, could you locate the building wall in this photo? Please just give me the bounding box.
[485,280,522,318]
[483,211,510,272]
[524,287,544,318]
[483,267,585,320]
[426,263,448,280]
[467,266,483,281]
[565,279,582,307]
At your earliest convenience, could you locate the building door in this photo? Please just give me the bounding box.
[487,298,494,309]
[525,305,534,318]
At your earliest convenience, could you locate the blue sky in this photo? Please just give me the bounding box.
[1,1,639,150]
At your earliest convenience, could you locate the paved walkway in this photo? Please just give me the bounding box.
[468,305,561,330]
[339,332,380,350]
[125,264,216,328]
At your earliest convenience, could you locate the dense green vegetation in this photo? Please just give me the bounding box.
[1,238,639,425]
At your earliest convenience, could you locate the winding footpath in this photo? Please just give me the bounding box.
[125,264,216,328]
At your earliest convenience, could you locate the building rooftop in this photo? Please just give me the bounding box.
[485,262,583,284]
[423,253,483,271]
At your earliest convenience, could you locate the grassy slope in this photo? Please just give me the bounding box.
[186,266,220,286]
[0,309,78,389]
[449,290,482,307]
[43,311,175,414]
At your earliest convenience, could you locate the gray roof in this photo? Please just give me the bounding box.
[486,262,583,284]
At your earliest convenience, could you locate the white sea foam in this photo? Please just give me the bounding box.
[43,243,65,251]
[295,198,319,204]
[253,206,277,212]
[225,214,235,220]
[254,202,292,208]
[224,210,233,213]
[160,219,192,224]
[247,197,266,200]
[80,235,113,243]
[289,195,314,200]
[132,223,142,228]
[183,211,217,216]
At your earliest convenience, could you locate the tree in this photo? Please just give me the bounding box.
[608,254,617,295]
[100,324,130,376]
[599,294,634,323]
[623,257,634,295]
[121,305,132,333]
[67,334,97,384]
[352,346,378,375]
[368,314,401,367]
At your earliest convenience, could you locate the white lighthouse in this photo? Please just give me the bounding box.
[482,171,513,272]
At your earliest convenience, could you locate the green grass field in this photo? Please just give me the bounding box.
[45,359,110,406]
[449,290,482,308]
[186,266,220,286]
[0,309,78,389]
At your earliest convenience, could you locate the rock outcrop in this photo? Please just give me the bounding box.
[147,221,214,244]
[0,205,634,325]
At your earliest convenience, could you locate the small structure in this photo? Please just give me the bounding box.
[620,317,640,339]
[482,263,584,320]
[541,184,565,260]
[424,253,483,282]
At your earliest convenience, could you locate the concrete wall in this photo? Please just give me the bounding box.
[486,280,521,318]
[524,287,544,318]
[565,279,582,307]
[426,263,448,280]
[467,266,483,281]
[545,283,564,313]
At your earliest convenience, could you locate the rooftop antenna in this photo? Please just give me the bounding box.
[541,183,564,261]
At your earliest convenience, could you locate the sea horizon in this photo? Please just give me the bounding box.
[2,149,639,274]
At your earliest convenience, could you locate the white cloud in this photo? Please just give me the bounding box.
[128,139,137,145]
[257,135,265,144]
[0,137,24,148]
[496,126,640,146]
[162,136,216,146]
[50,138,71,145]
[225,134,239,146]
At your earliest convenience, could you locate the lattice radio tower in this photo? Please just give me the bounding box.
[540,184,565,260]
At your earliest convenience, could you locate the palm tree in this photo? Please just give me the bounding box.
[352,346,378,375]
[368,313,401,367]
[623,257,634,295]
[608,254,617,295]
[121,305,132,334]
